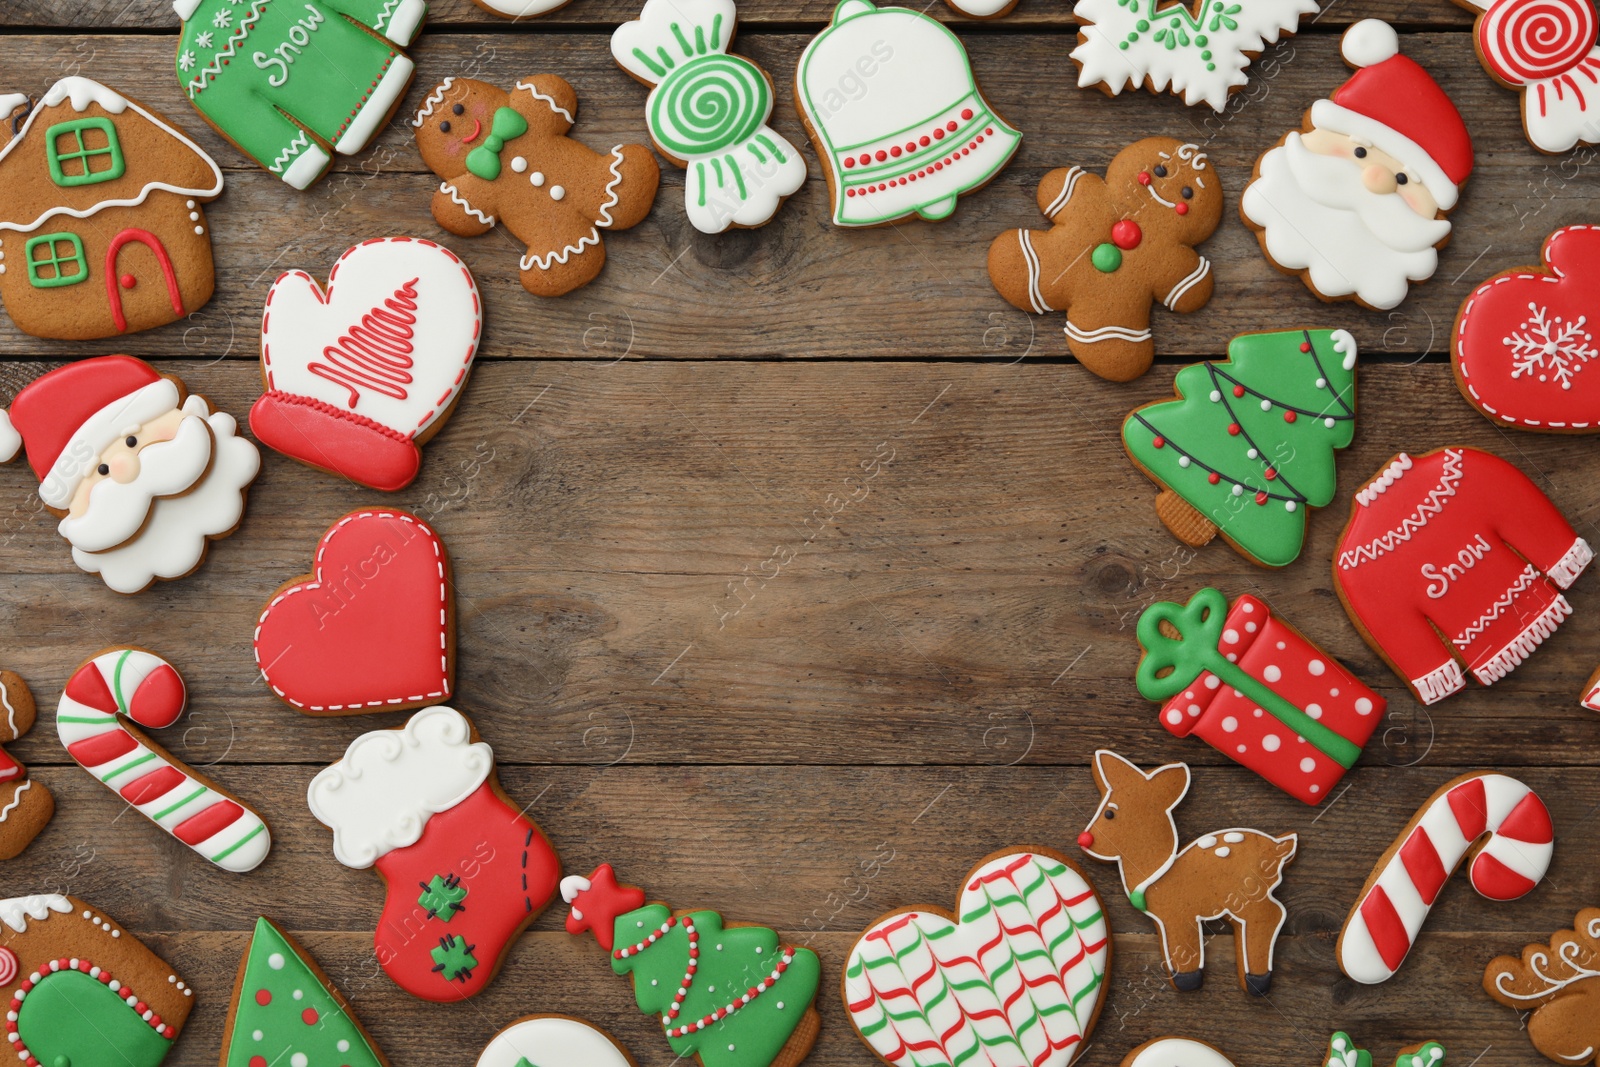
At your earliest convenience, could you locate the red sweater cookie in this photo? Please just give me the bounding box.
[1334,447,1591,705]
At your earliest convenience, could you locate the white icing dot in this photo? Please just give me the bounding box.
[1198,835,1217,848]
[1253,707,1264,718]
[1226,653,1238,662]
[1236,744,1246,753]
[1241,600,1254,613]
[1178,455,1191,467]
[729,1045,736,1052]
[777,1001,785,1009]
[1311,784,1320,793]
[1204,675,1220,689]
[338,1041,350,1053]
[1210,390,1222,402]
[1306,703,1323,719]
[1223,832,1244,843]
[1187,703,1200,717]
[1232,484,1244,496]
[1221,716,1237,733]
[1276,641,1286,650]
[188,211,199,221]
[1263,665,1281,682]
[1166,709,1183,726]
[1285,500,1297,512]
[1215,846,1231,858]
[531,171,546,187]
[511,155,527,173]
[194,225,204,234]
[292,989,303,1000]
[1325,417,1336,428]
[292,1055,307,1067]
[550,185,566,200]
[253,1030,263,1042]
[1260,399,1272,411]
[1309,659,1326,676]
[186,199,195,208]
[652,979,659,986]
[1356,697,1374,714]
[1223,628,1239,644]
[268,953,285,970]
[1300,757,1316,772]
[1316,377,1326,388]
[1245,621,1257,633]
[718,944,724,951]
[1247,448,1259,459]
[1262,734,1281,752]
[1330,688,1341,697]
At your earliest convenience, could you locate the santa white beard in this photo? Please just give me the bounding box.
[1241,132,1453,310]
[57,413,214,553]
[71,397,261,594]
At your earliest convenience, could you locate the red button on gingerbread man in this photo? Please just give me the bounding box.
[988,137,1223,382]
[413,75,660,298]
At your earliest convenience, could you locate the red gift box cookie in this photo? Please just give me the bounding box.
[1137,588,1383,805]
[1334,447,1592,704]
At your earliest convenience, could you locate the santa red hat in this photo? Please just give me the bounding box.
[0,355,180,509]
[1310,19,1473,210]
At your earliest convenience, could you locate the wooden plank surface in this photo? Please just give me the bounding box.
[3,3,1599,1067]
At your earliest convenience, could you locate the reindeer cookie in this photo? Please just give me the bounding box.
[1485,908,1600,1063]
[988,138,1223,382]
[412,76,659,298]
[1077,749,1298,995]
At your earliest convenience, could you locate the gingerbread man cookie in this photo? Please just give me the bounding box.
[988,138,1222,381]
[413,76,659,298]
[0,672,52,860]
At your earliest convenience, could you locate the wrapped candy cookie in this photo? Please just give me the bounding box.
[1136,588,1384,804]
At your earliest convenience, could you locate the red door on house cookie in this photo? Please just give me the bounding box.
[105,228,185,333]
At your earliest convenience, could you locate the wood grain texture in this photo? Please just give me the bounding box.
[1,5,1598,1067]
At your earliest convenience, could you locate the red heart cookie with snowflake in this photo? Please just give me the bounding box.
[1455,225,1600,432]
[254,509,454,715]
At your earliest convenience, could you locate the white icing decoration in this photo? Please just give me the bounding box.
[412,77,456,127]
[611,0,807,233]
[440,181,494,226]
[260,237,483,441]
[0,895,71,934]
[0,781,31,823]
[514,79,576,123]
[472,0,570,13]
[1124,1037,1237,1067]
[796,0,1021,227]
[520,148,628,272]
[0,77,223,234]
[475,1016,634,1067]
[1072,0,1317,110]
[308,706,493,869]
[0,94,28,118]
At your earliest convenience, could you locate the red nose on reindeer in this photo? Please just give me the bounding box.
[1077,831,1094,848]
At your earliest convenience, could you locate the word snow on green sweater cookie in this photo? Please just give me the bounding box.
[174,0,424,189]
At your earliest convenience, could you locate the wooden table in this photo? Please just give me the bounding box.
[4,1,1598,1064]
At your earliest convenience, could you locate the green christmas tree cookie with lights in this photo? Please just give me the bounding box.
[1123,328,1359,567]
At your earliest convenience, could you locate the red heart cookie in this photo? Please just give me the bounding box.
[254,509,454,715]
[1455,225,1600,432]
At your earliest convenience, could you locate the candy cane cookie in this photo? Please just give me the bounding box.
[57,647,270,873]
[1338,771,1552,983]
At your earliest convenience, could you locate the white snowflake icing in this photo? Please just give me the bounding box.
[195,30,214,47]
[1505,301,1597,390]
[212,9,232,26]
[178,50,196,71]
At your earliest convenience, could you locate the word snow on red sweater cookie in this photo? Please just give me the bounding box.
[1334,446,1591,705]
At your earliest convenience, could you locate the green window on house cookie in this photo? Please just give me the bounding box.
[25,233,89,288]
[46,117,125,186]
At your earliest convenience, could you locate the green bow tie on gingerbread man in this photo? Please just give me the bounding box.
[465,107,529,180]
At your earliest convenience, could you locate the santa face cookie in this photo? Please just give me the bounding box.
[0,78,222,339]
[0,355,260,594]
[0,894,193,1067]
[1072,0,1317,109]
[1454,225,1600,431]
[1340,772,1552,984]
[175,0,422,189]
[223,917,389,1067]
[1334,447,1592,704]
[988,139,1221,381]
[796,0,1022,227]
[1077,750,1297,996]
[476,1015,637,1067]
[308,707,561,1001]
[413,76,660,298]
[251,237,482,491]
[1241,20,1473,311]
[59,646,272,872]
[1452,0,1600,153]
[612,0,806,234]
[561,863,822,1067]
[0,672,52,860]
[844,848,1109,1067]
[1123,328,1358,562]
[254,509,454,715]
[1484,908,1600,1064]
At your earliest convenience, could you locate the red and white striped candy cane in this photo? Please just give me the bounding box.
[56,648,271,873]
[1339,772,1552,984]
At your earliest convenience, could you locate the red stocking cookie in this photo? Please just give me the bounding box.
[1454,225,1600,431]
[308,706,561,1001]
[843,848,1109,1067]
[1339,771,1552,983]
[254,508,453,714]
[0,355,260,594]
[1241,20,1473,310]
[988,138,1221,381]
[251,237,482,491]
[0,672,52,860]
[58,646,271,872]
[0,77,223,339]
[1334,447,1592,704]
[0,894,193,1067]
[1484,908,1600,1064]
[412,76,659,297]
[1077,750,1297,996]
